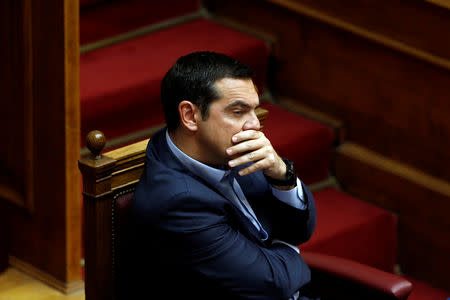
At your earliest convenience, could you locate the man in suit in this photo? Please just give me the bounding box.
[125,51,318,300]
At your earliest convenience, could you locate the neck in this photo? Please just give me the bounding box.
[169,128,204,164]
[169,128,225,168]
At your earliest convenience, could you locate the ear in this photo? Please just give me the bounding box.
[178,100,200,131]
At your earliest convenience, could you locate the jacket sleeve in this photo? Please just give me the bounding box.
[246,174,317,246]
[268,180,317,246]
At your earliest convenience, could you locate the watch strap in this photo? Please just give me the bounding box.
[264,158,296,187]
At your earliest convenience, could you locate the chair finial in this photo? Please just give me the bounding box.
[86,130,106,159]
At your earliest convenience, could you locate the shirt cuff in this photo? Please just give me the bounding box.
[271,178,306,210]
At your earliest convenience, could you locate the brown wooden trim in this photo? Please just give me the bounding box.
[9,256,85,294]
[337,143,450,199]
[265,0,450,71]
[111,164,145,190]
[23,0,34,213]
[0,183,24,208]
[425,0,450,10]
[80,11,204,54]
[64,0,82,283]
[256,106,268,130]
[206,12,277,47]
[80,124,166,157]
[104,139,149,161]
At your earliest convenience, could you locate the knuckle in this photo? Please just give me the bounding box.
[251,162,260,171]
[263,146,272,155]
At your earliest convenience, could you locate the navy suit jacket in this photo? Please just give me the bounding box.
[122,128,317,300]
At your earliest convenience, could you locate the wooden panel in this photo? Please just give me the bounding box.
[0,0,33,211]
[268,0,450,61]
[0,0,82,292]
[335,142,450,290]
[82,190,114,300]
[0,0,31,275]
[111,164,145,190]
[289,20,450,180]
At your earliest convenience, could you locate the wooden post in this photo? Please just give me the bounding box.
[79,131,117,300]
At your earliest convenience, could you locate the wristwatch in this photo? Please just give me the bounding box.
[264,158,297,187]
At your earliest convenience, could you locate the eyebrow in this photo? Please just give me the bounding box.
[225,100,259,110]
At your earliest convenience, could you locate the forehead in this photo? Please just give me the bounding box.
[214,78,259,107]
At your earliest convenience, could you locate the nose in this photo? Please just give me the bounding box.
[243,111,260,131]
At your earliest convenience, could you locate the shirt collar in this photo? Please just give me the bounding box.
[165,129,234,185]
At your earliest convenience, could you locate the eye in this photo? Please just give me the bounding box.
[233,110,243,116]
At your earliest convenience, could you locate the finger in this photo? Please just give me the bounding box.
[237,156,273,176]
[228,147,267,168]
[231,130,262,144]
[226,138,265,156]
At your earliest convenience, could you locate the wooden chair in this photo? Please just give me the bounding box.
[78,107,412,300]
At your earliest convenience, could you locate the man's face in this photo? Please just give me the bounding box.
[196,78,260,166]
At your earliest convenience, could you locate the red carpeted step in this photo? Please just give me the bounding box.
[299,187,398,273]
[80,0,202,45]
[260,102,334,185]
[80,18,270,146]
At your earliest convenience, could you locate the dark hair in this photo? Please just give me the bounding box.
[161,51,254,131]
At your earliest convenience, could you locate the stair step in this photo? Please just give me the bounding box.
[300,187,398,272]
[261,102,334,185]
[80,0,201,45]
[80,18,271,146]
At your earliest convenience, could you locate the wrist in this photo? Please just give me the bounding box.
[264,158,297,188]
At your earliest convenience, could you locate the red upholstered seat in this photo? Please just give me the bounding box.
[406,277,450,300]
[80,18,270,146]
[80,0,202,45]
[299,187,398,273]
[261,102,334,185]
